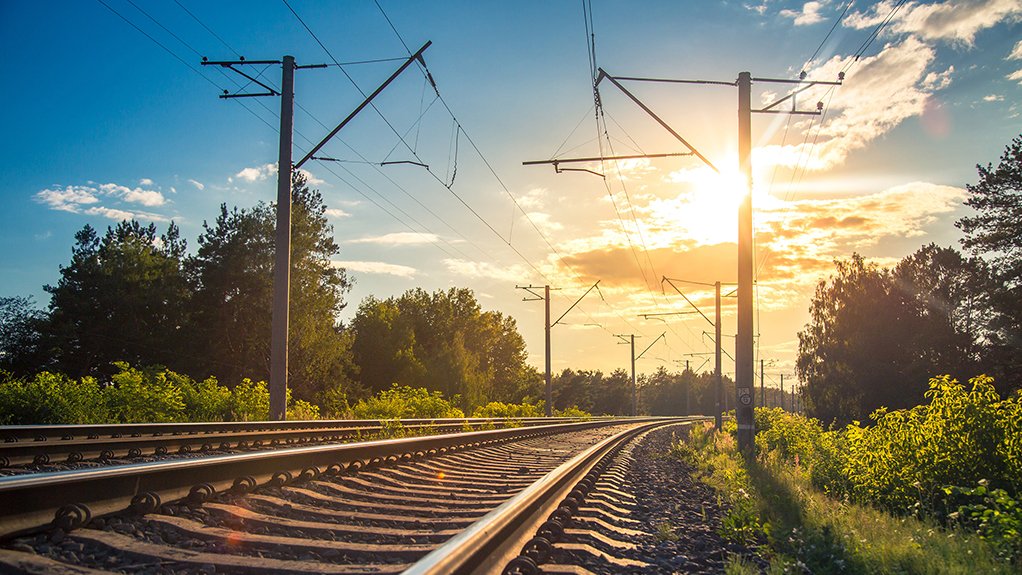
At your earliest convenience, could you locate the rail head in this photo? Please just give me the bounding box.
[0,418,674,540]
[404,418,702,575]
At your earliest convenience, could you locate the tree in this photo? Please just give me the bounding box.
[956,134,1022,392]
[0,296,48,376]
[797,247,994,425]
[349,287,532,409]
[187,172,355,401]
[43,220,190,377]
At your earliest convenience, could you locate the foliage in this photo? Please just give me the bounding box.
[349,288,533,409]
[731,379,1022,565]
[957,133,1022,393]
[798,248,993,425]
[680,420,1017,574]
[0,364,321,423]
[350,384,465,420]
[471,401,543,419]
[180,376,232,422]
[0,296,48,377]
[42,221,190,378]
[0,371,108,425]
[230,378,270,421]
[946,482,1022,563]
[553,405,592,419]
[188,172,356,402]
[105,362,187,423]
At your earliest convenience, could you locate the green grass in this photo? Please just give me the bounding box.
[679,422,1017,575]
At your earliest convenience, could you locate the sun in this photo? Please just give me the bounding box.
[649,167,748,246]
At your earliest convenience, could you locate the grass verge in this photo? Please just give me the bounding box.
[675,421,1016,575]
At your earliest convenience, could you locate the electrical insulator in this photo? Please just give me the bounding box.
[816,101,824,111]
[838,71,845,81]
[799,70,807,80]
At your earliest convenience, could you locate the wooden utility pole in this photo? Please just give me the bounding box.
[203,43,432,420]
[269,55,296,421]
[518,281,599,416]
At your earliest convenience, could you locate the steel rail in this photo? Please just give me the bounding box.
[405,419,695,574]
[0,417,601,468]
[0,418,661,540]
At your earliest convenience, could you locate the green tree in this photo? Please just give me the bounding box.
[188,172,356,401]
[42,220,190,377]
[798,248,993,425]
[0,296,48,376]
[349,287,531,409]
[957,134,1022,393]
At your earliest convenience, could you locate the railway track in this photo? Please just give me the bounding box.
[0,418,595,469]
[0,417,706,574]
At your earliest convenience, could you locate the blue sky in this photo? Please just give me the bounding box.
[2,1,1021,386]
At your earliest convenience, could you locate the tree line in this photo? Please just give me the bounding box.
[1,172,728,418]
[798,134,1022,425]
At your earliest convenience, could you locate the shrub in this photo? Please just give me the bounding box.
[0,371,108,424]
[554,405,591,419]
[351,384,465,420]
[230,378,270,421]
[105,363,186,423]
[472,401,543,419]
[287,399,320,420]
[181,376,232,422]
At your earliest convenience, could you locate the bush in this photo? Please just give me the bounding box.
[842,375,1014,512]
[754,407,847,496]
[351,384,464,420]
[181,376,232,422]
[554,405,591,419]
[231,378,270,421]
[106,363,186,423]
[0,371,108,424]
[472,401,543,419]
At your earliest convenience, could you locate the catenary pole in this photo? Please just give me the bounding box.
[545,285,552,417]
[715,281,722,430]
[760,358,765,408]
[269,55,296,421]
[735,72,755,453]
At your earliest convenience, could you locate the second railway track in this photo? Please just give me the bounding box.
[0,417,707,574]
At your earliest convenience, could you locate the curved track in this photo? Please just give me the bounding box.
[0,418,702,574]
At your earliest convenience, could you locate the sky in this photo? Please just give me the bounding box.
[1,0,1021,392]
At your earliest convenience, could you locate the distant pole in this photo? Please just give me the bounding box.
[685,359,690,416]
[630,334,637,416]
[760,359,764,408]
[735,71,755,453]
[544,285,552,417]
[714,281,722,430]
[780,374,785,411]
[269,55,296,421]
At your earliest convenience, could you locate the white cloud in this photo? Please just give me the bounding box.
[34,186,100,212]
[324,208,351,218]
[759,36,948,172]
[1010,39,1022,59]
[235,163,277,182]
[348,232,441,246]
[746,3,768,16]
[298,168,325,186]
[139,178,154,186]
[443,259,531,282]
[1009,69,1022,84]
[781,1,826,26]
[983,94,1005,102]
[98,183,166,206]
[516,187,548,210]
[82,206,170,223]
[187,179,205,191]
[845,0,1022,46]
[332,260,416,278]
[525,211,564,233]
[33,181,171,221]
